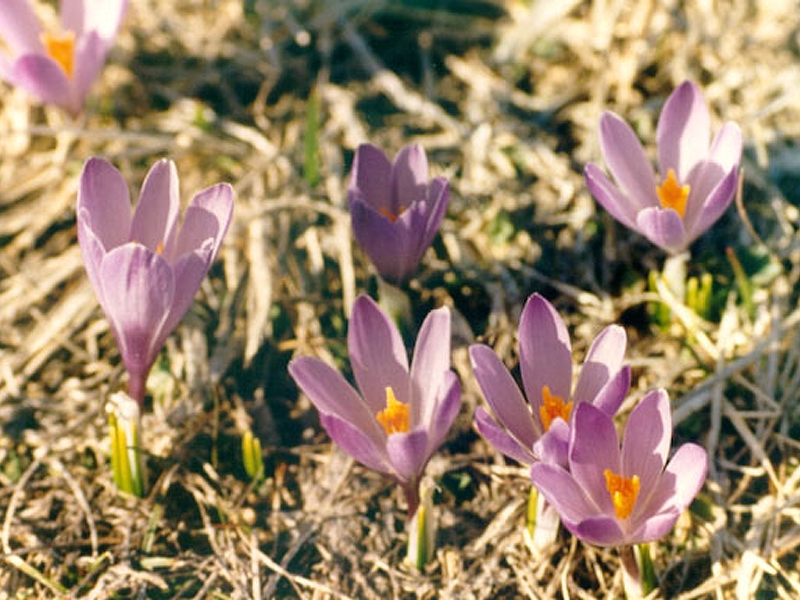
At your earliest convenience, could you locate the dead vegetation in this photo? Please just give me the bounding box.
[1,0,800,597]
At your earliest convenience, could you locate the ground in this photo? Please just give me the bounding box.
[1,0,800,598]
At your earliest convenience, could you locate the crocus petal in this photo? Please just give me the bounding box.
[470,343,541,447]
[131,159,181,255]
[0,0,44,55]
[572,515,627,547]
[76,218,107,304]
[98,244,174,376]
[621,389,671,497]
[573,324,627,405]
[635,206,688,253]
[475,407,534,465]
[9,55,73,110]
[518,294,572,414]
[71,31,106,114]
[391,143,428,213]
[158,239,213,338]
[568,403,619,516]
[598,111,659,210]
[62,0,128,42]
[386,429,430,485]
[350,198,415,284]
[419,176,450,251]
[348,295,410,415]
[584,163,640,230]
[589,364,631,417]
[410,305,451,428]
[427,372,461,451]
[172,183,234,262]
[534,419,570,468]
[629,510,683,545]
[288,356,383,442]
[318,413,390,476]
[531,463,597,525]
[77,157,132,251]
[642,442,707,517]
[348,144,392,214]
[684,166,738,245]
[657,81,710,181]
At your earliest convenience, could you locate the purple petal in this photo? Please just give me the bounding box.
[685,166,738,245]
[531,463,596,525]
[590,364,631,417]
[131,159,180,255]
[418,176,449,253]
[319,413,390,476]
[348,144,392,214]
[621,389,671,497]
[172,183,234,262]
[629,510,683,545]
[568,403,619,516]
[598,112,659,210]
[348,295,410,415]
[350,197,417,284]
[391,144,428,213]
[518,294,572,416]
[62,0,128,42]
[469,343,541,447]
[475,407,535,465]
[287,356,383,443]
[9,54,73,111]
[573,324,627,405]
[77,157,132,251]
[71,31,106,114]
[534,419,569,468]
[158,239,213,339]
[386,429,430,485]
[643,442,707,518]
[0,0,44,55]
[584,162,640,230]
[572,515,627,547]
[410,306,451,428]
[657,81,710,181]
[76,219,107,304]
[425,370,461,451]
[635,206,688,253]
[98,244,174,378]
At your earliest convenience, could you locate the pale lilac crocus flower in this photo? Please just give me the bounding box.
[0,0,128,115]
[77,157,234,406]
[585,80,742,254]
[288,294,461,516]
[531,389,708,547]
[348,143,449,285]
[470,293,630,468]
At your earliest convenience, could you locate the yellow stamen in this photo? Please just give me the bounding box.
[539,385,573,431]
[376,387,410,435]
[656,168,690,218]
[378,206,405,223]
[156,241,164,254]
[41,31,75,78]
[604,469,640,520]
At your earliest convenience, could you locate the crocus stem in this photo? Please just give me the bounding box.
[526,486,560,550]
[406,482,434,570]
[377,277,413,341]
[620,544,657,599]
[107,392,146,497]
[127,369,148,408]
[662,251,689,305]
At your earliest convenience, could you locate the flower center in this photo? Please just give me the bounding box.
[656,168,690,218]
[603,469,640,520]
[41,31,75,78]
[378,207,405,223]
[539,385,573,431]
[376,387,410,435]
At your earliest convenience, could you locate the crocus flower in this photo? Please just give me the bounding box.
[0,0,127,115]
[531,389,708,547]
[470,293,630,468]
[348,143,449,285]
[585,80,742,254]
[77,157,234,405]
[288,294,461,515]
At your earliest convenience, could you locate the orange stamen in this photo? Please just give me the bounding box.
[376,387,410,435]
[539,385,573,431]
[656,168,690,218]
[378,207,405,223]
[41,31,75,78]
[604,469,640,520]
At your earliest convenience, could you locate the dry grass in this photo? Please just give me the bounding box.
[1,0,800,597]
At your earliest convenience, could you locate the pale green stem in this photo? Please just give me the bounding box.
[242,429,265,483]
[107,391,146,497]
[620,544,657,599]
[406,482,435,570]
[526,486,560,550]
[377,277,413,339]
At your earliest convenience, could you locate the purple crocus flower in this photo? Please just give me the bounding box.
[470,293,630,468]
[288,294,461,516]
[0,0,128,115]
[585,80,742,254]
[77,157,234,406]
[531,389,708,547]
[348,143,449,285]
